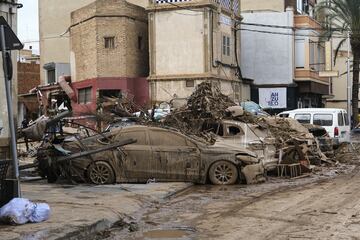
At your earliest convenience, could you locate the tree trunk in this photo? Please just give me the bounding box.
[351,41,360,127]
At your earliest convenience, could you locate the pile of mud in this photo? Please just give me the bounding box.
[334,143,360,165]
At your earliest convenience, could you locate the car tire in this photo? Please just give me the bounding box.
[208,161,238,185]
[87,161,115,185]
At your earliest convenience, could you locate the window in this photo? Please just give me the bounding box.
[222,35,230,56]
[309,40,316,70]
[202,122,224,136]
[186,80,194,87]
[138,36,143,50]
[115,131,147,145]
[227,126,243,136]
[78,87,92,104]
[344,113,350,126]
[295,39,305,68]
[294,114,311,124]
[313,114,333,126]
[47,69,56,84]
[99,89,121,99]
[149,130,187,146]
[338,113,344,126]
[226,37,230,56]
[318,43,325,72]
[104,37,115,49]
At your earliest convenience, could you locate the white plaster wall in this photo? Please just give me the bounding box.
[154,10,205,76]
[39,0,95,84]
[241,0,285,13]
[240,11,294,85]
[126,0,148,8]
[151,79,242,103]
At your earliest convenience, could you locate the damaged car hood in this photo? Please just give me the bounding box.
[211,140,258,158]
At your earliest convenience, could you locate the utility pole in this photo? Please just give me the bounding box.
[0,25,19,187]
[0,16,24,200]
[346,31,352,127]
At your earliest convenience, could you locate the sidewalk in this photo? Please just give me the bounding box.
[0,181,192,240]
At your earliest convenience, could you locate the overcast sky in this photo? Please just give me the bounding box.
[17,0,39,54]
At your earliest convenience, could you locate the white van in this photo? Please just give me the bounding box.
[278,108,350,144]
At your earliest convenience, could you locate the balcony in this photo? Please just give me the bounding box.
[295,69,328,83]
[294,15,322,31]
[148,0,240,16]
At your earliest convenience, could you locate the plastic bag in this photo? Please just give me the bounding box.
[0,198,50,225]
[29,203,51,223]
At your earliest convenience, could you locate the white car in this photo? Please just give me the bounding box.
[278,108,350,144]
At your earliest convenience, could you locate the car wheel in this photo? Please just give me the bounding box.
[209,161,238,185]
[87,161,115,185]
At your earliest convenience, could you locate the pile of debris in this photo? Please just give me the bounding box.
[162,82,332,167]
[334,143,360,165]
[163,82,237,141]
[262,117,329,166]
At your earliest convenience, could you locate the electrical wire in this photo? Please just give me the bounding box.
[22,35,69,44]
[238,21,349,32]
[237,27,348,39]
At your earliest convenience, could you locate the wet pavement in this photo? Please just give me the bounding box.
[98,164,356,240]
[0,182,192,240]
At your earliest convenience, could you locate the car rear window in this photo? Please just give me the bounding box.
[294,114,311,124]
[338,113,344,126]
[344,113,350,126]
[313,114,333,126]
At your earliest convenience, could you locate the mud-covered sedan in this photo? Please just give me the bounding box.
[37,126,265,185]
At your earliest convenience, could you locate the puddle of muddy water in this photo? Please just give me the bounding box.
[142,229,190,239]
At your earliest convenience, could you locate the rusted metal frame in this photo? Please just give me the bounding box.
[55,138,136,163]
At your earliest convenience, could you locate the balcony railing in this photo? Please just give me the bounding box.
[151,0,240,15]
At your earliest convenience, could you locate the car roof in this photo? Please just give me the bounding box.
[280,108,347,114]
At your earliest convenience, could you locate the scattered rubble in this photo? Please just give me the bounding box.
[16,81,357,184]
[162,82,333,172]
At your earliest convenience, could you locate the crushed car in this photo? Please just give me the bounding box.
[36,125,265,185]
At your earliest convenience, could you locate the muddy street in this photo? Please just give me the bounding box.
[100,166,360,240]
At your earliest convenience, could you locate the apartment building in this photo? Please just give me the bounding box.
[39,0,95,84]
[147,0,249,104]
[241,0,330,112]
[69,0,149,113]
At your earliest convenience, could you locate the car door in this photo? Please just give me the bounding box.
[113,129,152,181]
[148,129,200,182]
[340,111,350,142]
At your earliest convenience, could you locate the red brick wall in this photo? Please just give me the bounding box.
[17,62,40,95]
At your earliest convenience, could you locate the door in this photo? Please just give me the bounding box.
[148,129,200,181]
[114,129,152,181]
[339,111,350,142]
